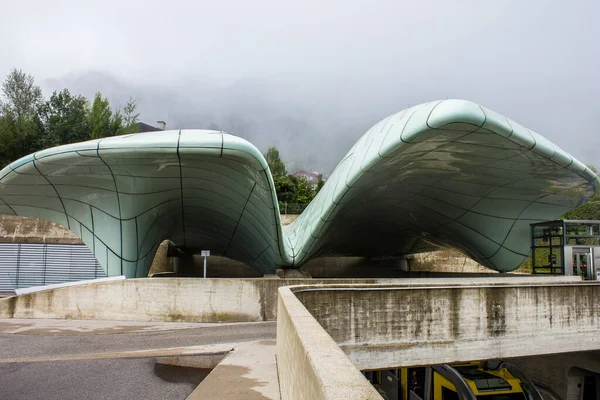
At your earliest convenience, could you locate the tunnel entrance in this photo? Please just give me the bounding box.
[572,369,600,400]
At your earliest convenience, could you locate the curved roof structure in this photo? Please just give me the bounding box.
[0,99,597,277]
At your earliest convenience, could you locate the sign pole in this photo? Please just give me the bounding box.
[201,250,210,278]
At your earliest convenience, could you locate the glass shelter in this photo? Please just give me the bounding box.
[531,220,600,280]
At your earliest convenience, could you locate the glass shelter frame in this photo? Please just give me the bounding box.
[530,220,600,280]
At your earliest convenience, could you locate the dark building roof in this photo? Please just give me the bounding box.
[137,122,162,133]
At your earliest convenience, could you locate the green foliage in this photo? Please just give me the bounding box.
[0,69,43,120]
[267,146,323,210]
[89,92,123,139]
[119,97,140,135]
[274,174,297,203]
[110,107,123,136]
[316,174,325,193]
[517,164,600,272]
[265,146,286,177]
[0,69,141,169]
[294,175,315,205]
[561,165,600,220]
[562,200,600,220]
[39,89,90,148]
[89,92,111,139]
[272,173,318,214]
[0,69,45,166]
[274,174,316,205]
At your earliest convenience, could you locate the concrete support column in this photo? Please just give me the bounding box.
[396,258,409,272]
[147,240,175,276]
[276,269,312,278]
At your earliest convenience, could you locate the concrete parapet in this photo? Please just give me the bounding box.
[275,279,600,399]
[276,286,382,400]
[0,277,391,322]
[156,353,229,370]
[0,275,581,323]
[290,280,600,370]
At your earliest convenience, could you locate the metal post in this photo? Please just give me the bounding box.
[201,250,210,278]
[16,243,21,289]
[200,250,210,278]
[42,243,47,286]
[423,367,432,400]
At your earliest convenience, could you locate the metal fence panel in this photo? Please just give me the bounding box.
[0,243,106,295]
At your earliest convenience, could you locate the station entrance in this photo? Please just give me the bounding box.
[530,220,600,280]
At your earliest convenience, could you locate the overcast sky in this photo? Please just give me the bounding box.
[1,0,599,169]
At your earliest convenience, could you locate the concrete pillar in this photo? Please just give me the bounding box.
[396,258,409,271]
[276,269,312,278]
[147,240,175,276]
[566,375,582,400]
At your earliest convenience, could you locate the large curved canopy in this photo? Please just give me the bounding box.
[0,100,596,276]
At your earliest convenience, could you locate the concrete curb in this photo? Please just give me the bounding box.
[0,343,235,364]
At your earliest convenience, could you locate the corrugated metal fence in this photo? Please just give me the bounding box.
[0,243,105,294]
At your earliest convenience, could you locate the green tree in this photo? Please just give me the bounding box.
[294,175,315,205]
[562,197,600,220]
[518,164,600,272]
[265,146,286,177]
[561,165,600,220]
[274,175,297,204]
[39,89,90,148]
[119,97,139,135]
[0,69,44,166]
[89,92,122,139]
[315,174,325,194]
[109,107,123,136]
[0,69,43,120]
[89,92,111,139]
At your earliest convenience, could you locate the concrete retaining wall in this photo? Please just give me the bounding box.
[276,286,382,400]
[0,276,578,323]
[292,280,600,370]
[407,250,492,273]
[0,277,390,322]
[0,215,81,244]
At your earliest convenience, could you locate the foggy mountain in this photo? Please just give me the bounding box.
[42,71,374,174]
[42,69,600,175]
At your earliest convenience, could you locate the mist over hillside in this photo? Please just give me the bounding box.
[42,71,380,174]
[42,68,600,174]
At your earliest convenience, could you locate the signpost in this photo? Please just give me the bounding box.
[201,250,210,278]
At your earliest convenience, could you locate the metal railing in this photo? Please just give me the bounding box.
[279,203,309,215]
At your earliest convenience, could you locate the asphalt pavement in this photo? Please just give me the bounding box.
[0,319,277,399]
[0,320,276,360]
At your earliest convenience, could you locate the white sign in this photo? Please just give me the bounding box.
[201,250,210,257]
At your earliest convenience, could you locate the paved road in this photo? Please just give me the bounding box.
[0,358,211,400]
[0,320,276,399]
[0,321,276,360]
